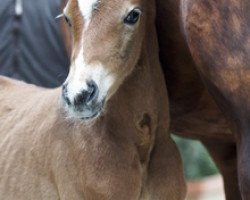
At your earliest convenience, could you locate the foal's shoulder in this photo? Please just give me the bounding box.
[0,76,41,105]
[0,76,14,86]
[0,76,40,92]
[0,76,26,89]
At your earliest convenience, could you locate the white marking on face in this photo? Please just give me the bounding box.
[65,45,115,105]
[63,2,70,15]
[77,0,98,28]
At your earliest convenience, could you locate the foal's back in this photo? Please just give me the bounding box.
[0,77,65,200]
[0,76,61,134]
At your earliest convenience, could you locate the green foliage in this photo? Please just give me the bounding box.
[172,135,219,180]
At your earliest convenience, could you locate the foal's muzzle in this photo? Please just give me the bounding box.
[73,81,98,106]
[62,81,104,119]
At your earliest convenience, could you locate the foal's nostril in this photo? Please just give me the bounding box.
[62,83,67,92]
[86,81,98,103]
[74,90,90,106]
[62,83,71,106]
[74,81,99,106]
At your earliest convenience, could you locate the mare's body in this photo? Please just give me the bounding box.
[157,0,250,199]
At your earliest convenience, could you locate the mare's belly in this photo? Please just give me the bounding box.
[169,92,234,142]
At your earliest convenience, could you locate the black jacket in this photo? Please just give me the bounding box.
[0,0,69,88]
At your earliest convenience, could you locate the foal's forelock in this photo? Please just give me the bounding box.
[77,0,100,28]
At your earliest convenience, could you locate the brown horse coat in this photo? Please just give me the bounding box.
[0,0,186,199]
[156,0,250,199]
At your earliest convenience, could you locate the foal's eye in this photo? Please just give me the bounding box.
[64,15,72,27]
[124,9,141,25]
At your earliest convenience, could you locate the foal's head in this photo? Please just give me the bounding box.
[62,0,146,119]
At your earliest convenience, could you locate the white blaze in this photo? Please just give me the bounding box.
[77,0,98,28]
[66,46,115,104]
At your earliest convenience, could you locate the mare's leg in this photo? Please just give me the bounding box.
[144,130,186,200]
[182,0,250,198]
[237,132,250,198]
[202,140,241,200]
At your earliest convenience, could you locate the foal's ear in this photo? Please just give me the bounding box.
[55,13,64,20]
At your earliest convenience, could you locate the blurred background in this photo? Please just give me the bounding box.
[173,135,225,200]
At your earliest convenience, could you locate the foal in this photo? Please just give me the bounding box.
[0,0,186,199]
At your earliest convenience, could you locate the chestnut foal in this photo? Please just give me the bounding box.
[0,0,186,199]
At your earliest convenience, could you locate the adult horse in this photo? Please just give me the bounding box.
[156,0,250,199]
[0,0,186,199]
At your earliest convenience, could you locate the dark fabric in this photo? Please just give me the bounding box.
[0,0,70,88]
